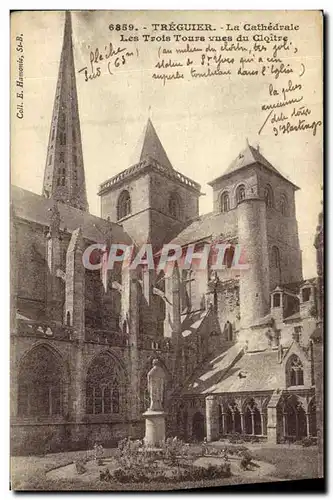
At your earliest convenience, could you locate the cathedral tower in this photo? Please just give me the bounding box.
[98,118,201,252]
[43,12,89,212]
[208,142,302,292]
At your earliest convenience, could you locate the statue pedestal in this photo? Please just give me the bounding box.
[142,410,166,446]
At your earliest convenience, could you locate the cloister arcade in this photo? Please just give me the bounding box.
[172,393,317,443]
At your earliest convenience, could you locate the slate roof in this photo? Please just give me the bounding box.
[11,185,132,245]
[211,349,286,393]
[168,211,236,247]
[209,143,299,190]
[183,346,290,395]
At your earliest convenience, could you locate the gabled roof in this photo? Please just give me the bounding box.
[11,185,132,245]
[209,143,299,190]
[137,118,174,170]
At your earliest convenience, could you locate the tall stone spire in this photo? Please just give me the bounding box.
[43,11,89,212]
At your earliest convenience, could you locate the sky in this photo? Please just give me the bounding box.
[11,10,323,278]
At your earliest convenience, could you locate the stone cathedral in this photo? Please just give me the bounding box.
[10,12,323,454]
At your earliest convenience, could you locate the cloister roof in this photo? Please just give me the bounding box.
[183,346,291,395]
[211,349,286,393]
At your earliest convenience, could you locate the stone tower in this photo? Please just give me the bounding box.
[237,196,270,328]
[43,11,89,212]
[98,118,201,252]
[208,141,302,329]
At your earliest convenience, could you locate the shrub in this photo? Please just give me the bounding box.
[74,459,87,475]
[93,443,104,461]
[228,433,244,444]
[302,436,317,447]
[217,444,249,457]
[109,462,231,484]
[100,468,112,482]
[244,435,260,444]
[239,450,254,470]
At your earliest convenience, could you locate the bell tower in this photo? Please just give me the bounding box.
[98,118,201,252]
[43,11,89,212]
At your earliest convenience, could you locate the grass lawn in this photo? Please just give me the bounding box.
[10,444,319,491]
[250,446,319,481]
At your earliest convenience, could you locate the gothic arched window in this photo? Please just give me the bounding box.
[286,355,304,387]
[264,185,274,208]
[236,185,246,204]
[221,192,230,213]
[17,346,62,417]
[117,190,131,220]
[86,353,124,415]
[169,193,181,219]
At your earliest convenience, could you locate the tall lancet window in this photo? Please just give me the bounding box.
[236,185,246,204]
[221,192,230,213]
[117,190,131,220]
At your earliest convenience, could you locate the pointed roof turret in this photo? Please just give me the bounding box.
[208,142,299,190]
[43,11,89,212]
[137,118,174,170]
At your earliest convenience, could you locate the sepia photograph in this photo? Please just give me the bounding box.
[10,10,323,491]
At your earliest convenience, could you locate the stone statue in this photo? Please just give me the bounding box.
[147,358,166,412]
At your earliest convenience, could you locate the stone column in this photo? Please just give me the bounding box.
[222,412,227,435]
[306,412,310,437]
[231,412,236,433]
[205,395,218,442]
[266,406,278,443]
[251,411,255,435]
[240,412,245,434]
[282,412,287,438]
[295,411,299,440]
[260,411,264,435]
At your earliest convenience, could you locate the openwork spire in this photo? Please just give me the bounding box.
[43,11,89,212]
